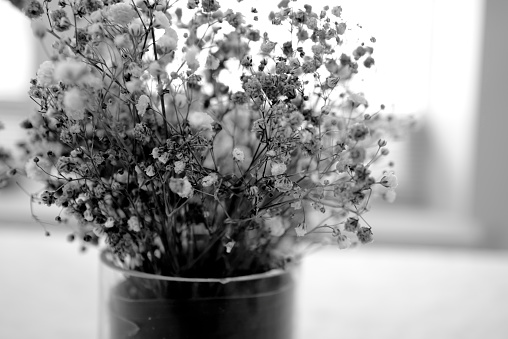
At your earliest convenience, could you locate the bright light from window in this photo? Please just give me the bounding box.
[0,3,35,101]
[218,0,434,116]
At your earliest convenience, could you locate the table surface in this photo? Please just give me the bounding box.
[1,226,508,339]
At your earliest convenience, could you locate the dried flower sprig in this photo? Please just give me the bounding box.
[4,0,412,278]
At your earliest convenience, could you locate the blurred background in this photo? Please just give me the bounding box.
[0,0,507,338]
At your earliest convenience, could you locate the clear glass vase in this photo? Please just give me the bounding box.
[99,251,298,339]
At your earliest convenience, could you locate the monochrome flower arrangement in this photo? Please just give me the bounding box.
[3,0,410,278]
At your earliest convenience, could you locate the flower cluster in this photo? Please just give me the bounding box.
[4,0,411,278]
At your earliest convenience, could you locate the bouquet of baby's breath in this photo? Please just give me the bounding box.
[6,0,408,278]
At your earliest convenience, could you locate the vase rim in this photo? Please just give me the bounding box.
[100,250,295,284]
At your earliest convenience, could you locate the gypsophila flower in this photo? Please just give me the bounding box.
[136,95,150,117]
[187,0,199,9]
[205,55,220,70]
[157,28,178,52]
[357,227,374,244]
[260,40,277,54]
[63,88,86,121]
[153,11,171,29]
[231,91,249,105]
[23,0,44,19]
[349,123,370,141]
[107,3,136,25]
[225,240,235,253]
[337,22,347,35]
[145,165,156,177]
[331,6,342,17]
[232,148,245,162]
[248,186,259,196]
[349,93,368,106]
[380,172,398,188]
[128,216,141,232]
[202,173,218,187]
[337,234,351,249]
[202,0,221,12]
[188,112,214,130]
[271,162,287,176]
[158,152,170,164]
[36,61,55,86]
[266,217,286,237]
[169,177,193,198]
[104,217,115,228]
[84,210,94,222]
[54,59,89,84]
[295,223,307,237]
[151,147,161,159]
[348,147,366,165]
[344,217,359,233]
[93,226,105,237]
[174,161,185,174]
[82,0,103,13]
[50,10,71,32]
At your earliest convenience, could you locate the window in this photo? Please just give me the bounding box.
[0,2,35,102]
[0,1,486,246]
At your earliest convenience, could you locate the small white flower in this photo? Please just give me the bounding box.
[151,147,161,159]
[169,177,194,198]
[145,165,156,177]
[380,172,398,188]
[185,45,200,71]
[205,54,220,70]
[290,200,302,210]
[158,152,170,164]
[153,11,170,29]
[295,223,307,237]
[225,241,235,253]
[108,3,137,25]
[260,40,276,54]
[248,186,259,196]
[271,162,287,176]
[54,59,88,84]
[136,95,150,117]
[265,217,286,237]
[157,28,178,52]
[188,111,214,130]
[232,148,245,162]
[337,234,351,250]
[93,226,105,237]
[104,217,115,228]
[114,34,131,48]
[63,88,86,120]
[69,124,81,134]
[128,20,143,37]
[202,173,218,187]
[128,216,141,232]
[36,61,55,86]
[84,209,94,222]
[349,92,368,106]
[331,6,342,17]
[174,161,185,174]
